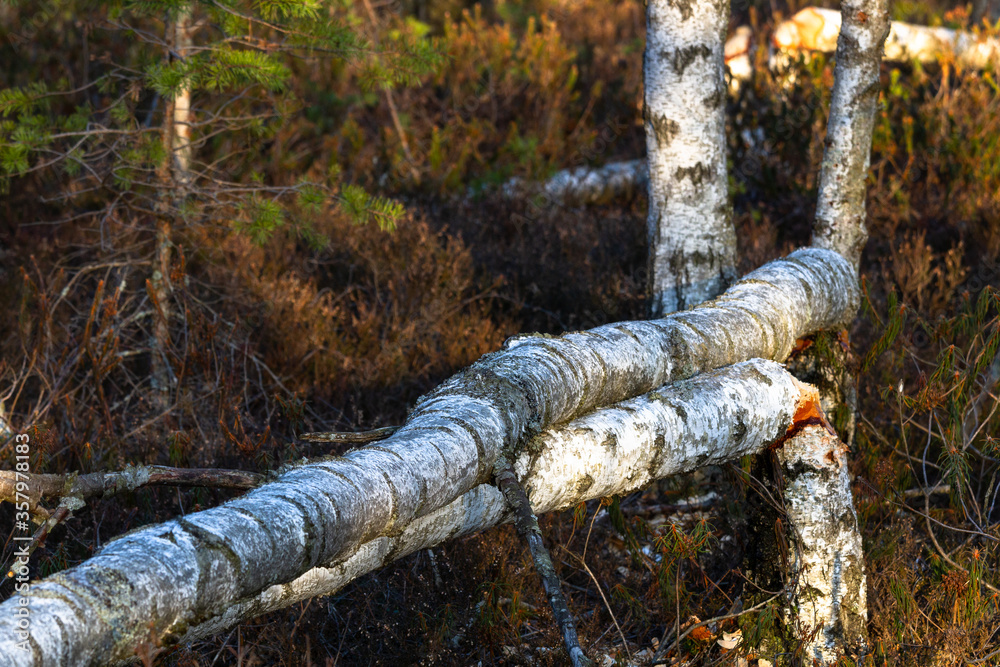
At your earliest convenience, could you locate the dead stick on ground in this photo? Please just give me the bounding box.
[3,501,73,581]
[494,456,593,667]
[299,426,399,444]
[0,465,265,514]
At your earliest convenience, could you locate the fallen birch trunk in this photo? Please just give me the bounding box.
[502,159,647,207]
[774,7,1000,70]
[149,360,811,654]
[0,248,857,665]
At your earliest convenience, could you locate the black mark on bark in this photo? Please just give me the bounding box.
[666,0,695,21]
[670,44,713,76]
[645,107,680,148]
[675,161,712,186]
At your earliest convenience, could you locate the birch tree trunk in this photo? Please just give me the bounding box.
[778,424,868,664]
[770,3,891,661]
[150,7,193,403]
[0,249,857,665]
[811,0,891,269]
[644,0,737,316]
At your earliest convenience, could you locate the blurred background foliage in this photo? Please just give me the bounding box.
[1,0,1000,664]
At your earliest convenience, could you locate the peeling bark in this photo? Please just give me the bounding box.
[775,7,1000,70]
[0,247,857,665]
[811,0,891,269]
[644,0,737,316]
[777,424,868,663]
[784,331,857,445]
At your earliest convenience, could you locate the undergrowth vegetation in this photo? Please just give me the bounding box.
[1,0,999,664]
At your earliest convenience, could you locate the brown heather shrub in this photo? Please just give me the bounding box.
[311,0,647,195]
[204,212,513,421]
[883,230,966,318]
[392,7,581,189]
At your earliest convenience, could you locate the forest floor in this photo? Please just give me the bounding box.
[2,0,1000,665]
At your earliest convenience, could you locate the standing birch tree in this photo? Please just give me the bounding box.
[644,0,737,316]
[776,0,890,660]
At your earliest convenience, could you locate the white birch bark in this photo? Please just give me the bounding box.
[768,5,882,660]
[0,249,857,665]
[775,7,1000,70]
[810,0,890,269]
[0,360,811,663]
[503,159,648,207]
[644,0,737,316]
[778,425,868,663]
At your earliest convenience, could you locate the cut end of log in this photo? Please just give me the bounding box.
[771,377,838,449]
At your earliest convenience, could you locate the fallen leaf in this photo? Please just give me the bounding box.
[717,629,743,650]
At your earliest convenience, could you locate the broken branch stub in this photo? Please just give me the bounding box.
[777,424,868,663]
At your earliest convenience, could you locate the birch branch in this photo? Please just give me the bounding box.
[0,465,265,514]
[0,248,857,665]
[494,457,592,667]
[811,0,891,269]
